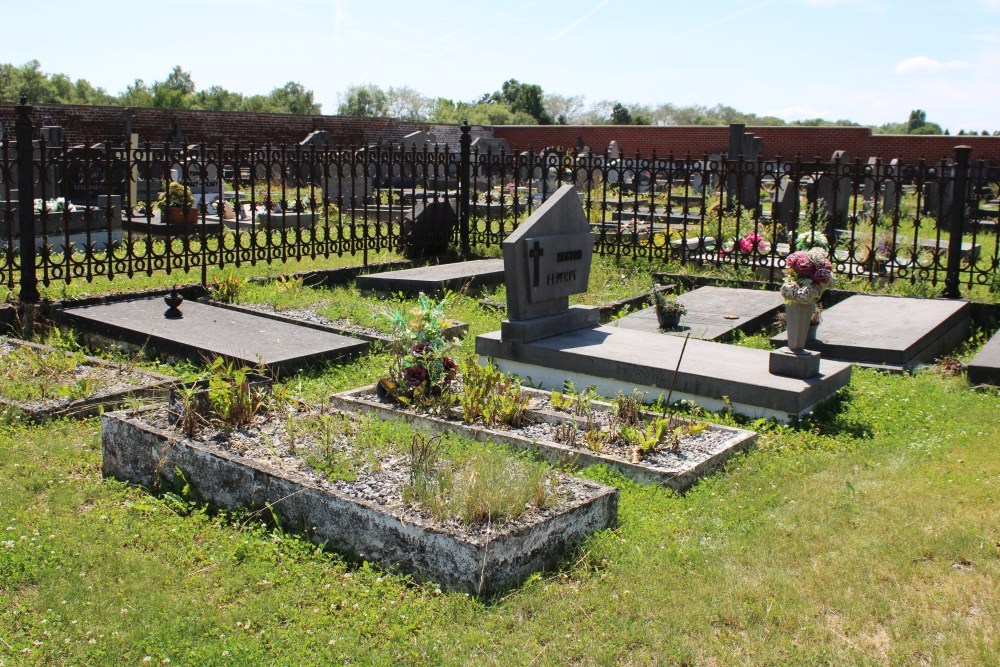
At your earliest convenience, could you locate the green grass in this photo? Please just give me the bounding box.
[0,254,998,665]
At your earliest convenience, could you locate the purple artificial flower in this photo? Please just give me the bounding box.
[403,365,429,389]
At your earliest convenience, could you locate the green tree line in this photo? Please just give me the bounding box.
[0,61,319,115]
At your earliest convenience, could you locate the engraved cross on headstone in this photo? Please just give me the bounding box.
[528,240,544,287]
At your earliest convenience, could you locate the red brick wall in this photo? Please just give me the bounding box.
[492,125,1000,164]
[0,103,438,147]
[2,104,997,164]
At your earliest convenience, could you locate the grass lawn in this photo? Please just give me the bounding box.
[0,253,998,665]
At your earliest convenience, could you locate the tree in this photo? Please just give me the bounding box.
[488,79,553,124]
[268,81,320,115]
[430,98,535,126]
[907,109,927,133]
[151,66,195,108]
[338,84,390,117]
[385,86,434,121]
[610,103,632,125]
[544,93,585,125]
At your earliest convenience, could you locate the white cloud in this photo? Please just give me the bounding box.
[893,56,970,74]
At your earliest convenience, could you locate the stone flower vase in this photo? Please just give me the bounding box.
[785,301,816,352]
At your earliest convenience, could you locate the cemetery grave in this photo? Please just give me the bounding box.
[966,328,1000,385]
[102,389,617,596]
[476,185,852,422]
[355,258,505,295]
[58,291,368,375]
[612,285,784,341]
[0,336,175,420]
[332,384,757,491]
[769,294,971,370]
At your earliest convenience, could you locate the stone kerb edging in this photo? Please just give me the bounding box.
[331,385,757,491]
[0,338,176,420]
[101,407,619,596]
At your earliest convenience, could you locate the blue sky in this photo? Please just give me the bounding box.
[7,0,999,132]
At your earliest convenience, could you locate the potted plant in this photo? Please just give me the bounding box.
[156,182,197,223]
[652,290,687,329]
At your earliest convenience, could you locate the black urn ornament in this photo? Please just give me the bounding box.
[164,286,184,319]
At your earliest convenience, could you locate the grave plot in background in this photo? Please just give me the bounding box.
[59,293,368,375]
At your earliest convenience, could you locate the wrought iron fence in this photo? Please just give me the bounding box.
[2,97,998,302]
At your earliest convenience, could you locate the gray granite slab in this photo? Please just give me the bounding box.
[967,329,1000,386]
[355,259,504,294]
[477,326,852,422]
[613,286,783,340]
[770,295,970,367]
[61,297,367,375]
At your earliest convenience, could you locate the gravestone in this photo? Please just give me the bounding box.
[470,136,509,155]
[815,150,851,237]
[774,175,800,227]
[607,141,620,160]
[500,184,599,343]
[169,117,185,148]
[398,197,458,259]
[401,130,435,152]
[882,159,900,215]
[63,144,129,207]
[862,157,880,204]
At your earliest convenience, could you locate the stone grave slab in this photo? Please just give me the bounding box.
[477,326,852,423]
[355,259,504,295]
[61,296,368,375]
[612,286,783,340]
[967,329,1000,386]
[770,294,970,368]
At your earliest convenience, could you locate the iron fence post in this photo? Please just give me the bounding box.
[943,145,971,299]
[458,121,471,255]
[15,95,39,304]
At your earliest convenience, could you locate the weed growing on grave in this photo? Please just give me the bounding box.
[210,269,245,303]
[458,358,530,428]
[0,340,90,402]
[403,433,556,526]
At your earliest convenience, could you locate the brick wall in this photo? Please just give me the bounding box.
[0,103,476,148]
[492,125,1000,164]
[2,103,997,164]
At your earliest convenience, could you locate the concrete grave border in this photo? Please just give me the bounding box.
[101,407,618,596]
[0,337,176,420]
[331,385,757,491]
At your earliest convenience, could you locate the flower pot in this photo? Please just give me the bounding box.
[165,206,198,224]
[656,310,681,330]
[784,301,816,352]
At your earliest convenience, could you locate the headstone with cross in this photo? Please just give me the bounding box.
[501,184,598,342]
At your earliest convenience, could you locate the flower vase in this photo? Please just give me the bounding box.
[785,301,816,352]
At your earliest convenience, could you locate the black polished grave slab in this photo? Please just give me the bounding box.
[612,286,784,341]
[770,294,970,368]
[355,259,505,295]
[61,297,368,375]
[967,329,1000,386]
